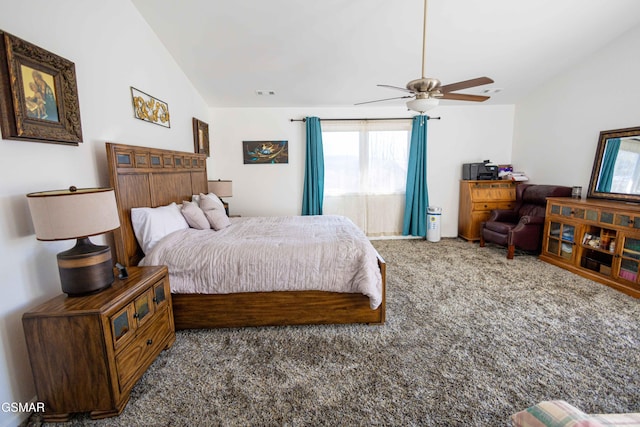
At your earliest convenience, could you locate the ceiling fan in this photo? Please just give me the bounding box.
[356,0,494,113]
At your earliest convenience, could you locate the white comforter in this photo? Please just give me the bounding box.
[140,215,383,309]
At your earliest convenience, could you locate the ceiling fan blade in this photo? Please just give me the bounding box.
[377,84,415,94]
[355,95,414,106]
[440,93,490,102]
[440,77,494,94]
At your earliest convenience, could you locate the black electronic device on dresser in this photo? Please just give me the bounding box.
[462,160,498,180]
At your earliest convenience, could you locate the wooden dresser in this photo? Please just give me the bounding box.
[540,197,640,298]
[22,266,175,421]
[458,180,517,241]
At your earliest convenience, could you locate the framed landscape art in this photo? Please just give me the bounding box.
[0,30,83,145]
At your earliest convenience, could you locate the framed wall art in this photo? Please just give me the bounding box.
[130,87,170,128]
[0,30,83,145]
[243,140,288,164]
[192,117,209,157]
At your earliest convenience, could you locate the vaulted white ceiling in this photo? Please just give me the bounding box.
[131,0,640,108]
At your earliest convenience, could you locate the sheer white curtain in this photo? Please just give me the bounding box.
[322,120,411,237]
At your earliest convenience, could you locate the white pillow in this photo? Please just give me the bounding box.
[199,193,231,230]
[131,202,189,254]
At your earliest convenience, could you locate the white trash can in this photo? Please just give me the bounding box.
[427,207,442,242]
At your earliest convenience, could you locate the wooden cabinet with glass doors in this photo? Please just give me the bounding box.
[540,197,640,298]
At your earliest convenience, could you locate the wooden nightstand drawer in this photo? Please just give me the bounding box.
[116,307,172,391]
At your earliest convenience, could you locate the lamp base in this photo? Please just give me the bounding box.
[57,237,115,296]
[219,198,229,216]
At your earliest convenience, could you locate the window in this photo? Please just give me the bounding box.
[322,120,411,236]
[611,140,640,194]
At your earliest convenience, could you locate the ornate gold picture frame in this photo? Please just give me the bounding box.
[0,30,83,145]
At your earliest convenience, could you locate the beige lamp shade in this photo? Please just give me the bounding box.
[208,180,233,198]
[27,187,120,241]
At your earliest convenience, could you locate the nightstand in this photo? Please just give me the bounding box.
[22,266,175,421]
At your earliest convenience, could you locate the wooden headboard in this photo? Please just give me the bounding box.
[106,142,208,267]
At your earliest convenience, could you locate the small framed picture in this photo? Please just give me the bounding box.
[192,117,209,157]
[0,30,83,145]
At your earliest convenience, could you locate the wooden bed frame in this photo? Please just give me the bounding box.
[106,142,386,329]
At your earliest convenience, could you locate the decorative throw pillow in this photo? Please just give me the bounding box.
[512,401,603,427]
[199,193,231,230]
[191,192,225,208]
[203,209,231,231]
[181,201,210,230]
[203,192,226,209]
[131,202,189,254]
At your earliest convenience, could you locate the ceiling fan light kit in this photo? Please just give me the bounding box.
[406,97,439,113]
[357,0,494,110]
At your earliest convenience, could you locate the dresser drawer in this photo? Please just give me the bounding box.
[469,187,515,202]
[472,201,514,212]
[115,307,172,391]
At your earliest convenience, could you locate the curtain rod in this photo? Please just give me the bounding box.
[290,116,440,122]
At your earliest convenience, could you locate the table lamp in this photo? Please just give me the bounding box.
[208,180,233,215]
[26,186,121,296]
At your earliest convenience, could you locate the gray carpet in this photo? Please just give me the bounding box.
[27,238,639,426]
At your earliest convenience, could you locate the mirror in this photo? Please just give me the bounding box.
[588,126,640,203]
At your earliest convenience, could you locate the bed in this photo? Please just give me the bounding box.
[106,142,386,329]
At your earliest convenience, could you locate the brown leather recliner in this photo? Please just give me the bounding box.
[480,184,573,259]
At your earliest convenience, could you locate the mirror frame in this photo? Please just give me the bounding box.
[588,126,640,203]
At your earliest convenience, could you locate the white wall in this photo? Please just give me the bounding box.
[0,1,209,426]
[513,24,640,189]
[210,104,515,237]
[10,1,621,424]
